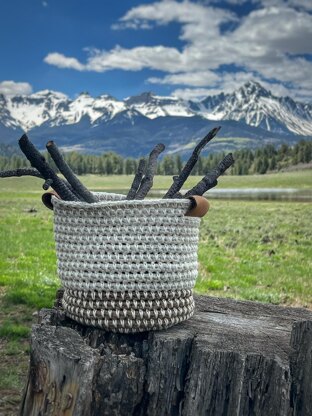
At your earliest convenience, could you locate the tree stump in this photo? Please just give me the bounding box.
[20,294,312,416]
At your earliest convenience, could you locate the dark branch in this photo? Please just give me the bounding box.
[44,177,78,196]
[0,168,44,179]
[171,192,183,199]
[184,153,234,197]
[42,178,53,190]
[163,127,221,198]
[0,166,80,196]
[135,143,165,200]
[18,134,79,201]
[126,158,146,200]
[46,140,97,203]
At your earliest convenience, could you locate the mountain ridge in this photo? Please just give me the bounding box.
[0,81,311,156]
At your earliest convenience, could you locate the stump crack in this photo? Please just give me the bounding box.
[175,334,196,416]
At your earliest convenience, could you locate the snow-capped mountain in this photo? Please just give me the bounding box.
[6,90,69,130]
[0,81,311,156]
[2,90,128,130]
[198,82,312,136]
[125,92,194,119]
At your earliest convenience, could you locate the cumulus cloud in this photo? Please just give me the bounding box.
[170,87,223,100]
[0,80,33,96]
[148,71,220,86]
[256,0,312,11]
[172,74,297,100]
[85,45,184,72]
[43,0,312,100]
[232,6,312,55]
[44,52,85,71]
[45,46,186,73]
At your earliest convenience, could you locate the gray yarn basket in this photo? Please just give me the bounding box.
[52,192,200,333]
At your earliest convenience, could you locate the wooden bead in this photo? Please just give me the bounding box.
[185,195,209,218]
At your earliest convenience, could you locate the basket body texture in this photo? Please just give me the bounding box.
[53,193,200,333]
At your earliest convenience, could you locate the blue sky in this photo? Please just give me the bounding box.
[0,0,311,101]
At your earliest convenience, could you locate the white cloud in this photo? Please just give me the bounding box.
[148,71,220,86]
[171,87,223,100]
[85,45,184,72]
[0,80,33,96]
[232,6,312,55]
[256,0,312,12]
[44,52,85,71]
[111,20,153,30]
[45,46,185,73]
[172,75,298,100]
[43,0,312,100]
[120,1,235,30]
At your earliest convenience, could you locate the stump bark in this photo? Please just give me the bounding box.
[20,294,312,416]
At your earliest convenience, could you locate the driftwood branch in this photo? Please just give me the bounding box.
[18,134,79,202]
[135,143,165,199]
[126,158,146,200]
[172,192,183,199]
[42,179,53,190]
[46,141,97,203]
[163,127,221,198]
[184,153,234,197]
[0,166,81,198]
[0,168,44,179]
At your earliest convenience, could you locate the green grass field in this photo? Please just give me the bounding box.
[0,171,311,413]
[0,169,311,198]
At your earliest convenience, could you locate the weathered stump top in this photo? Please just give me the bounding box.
[20,295,312,416]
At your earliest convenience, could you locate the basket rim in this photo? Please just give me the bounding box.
[52,192,193,210]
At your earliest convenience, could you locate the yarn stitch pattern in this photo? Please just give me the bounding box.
[53,193,201,333]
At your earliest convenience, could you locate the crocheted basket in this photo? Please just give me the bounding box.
[52,192,201,333]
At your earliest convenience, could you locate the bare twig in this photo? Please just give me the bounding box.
[18,134,79,201]
[0,168,44,179]
[135,144,165,199]
[163,127,221,198]
[0,166,80,197]
[126,158,146,200]
[184,153,234,197]
[46,140,97,203]
[42,178,53,190]
[171,191,183,199]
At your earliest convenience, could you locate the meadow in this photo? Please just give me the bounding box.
[0,170,311,414]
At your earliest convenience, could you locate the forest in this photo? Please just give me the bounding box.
[0,140,311,176]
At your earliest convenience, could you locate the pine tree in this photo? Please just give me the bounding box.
[162,156,175,175]
[174,155,183,174]
[269,155,277,171]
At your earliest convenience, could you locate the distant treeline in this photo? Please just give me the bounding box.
[0,140,311,176]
